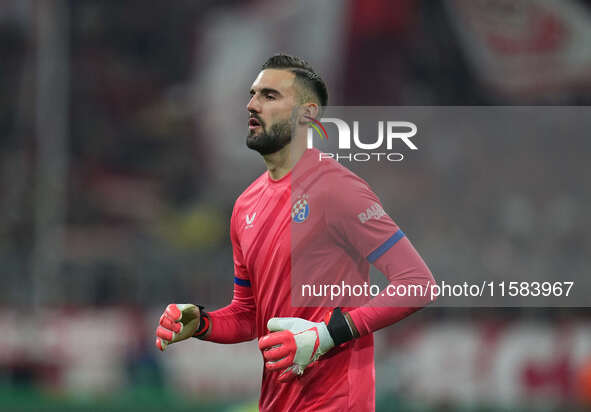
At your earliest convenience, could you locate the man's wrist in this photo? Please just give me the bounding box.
[325,308,358,346]
[193,306,211,340]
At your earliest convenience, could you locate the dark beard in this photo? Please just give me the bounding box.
[246,118,292,155]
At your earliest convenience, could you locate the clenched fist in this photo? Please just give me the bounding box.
[155,303,202,351]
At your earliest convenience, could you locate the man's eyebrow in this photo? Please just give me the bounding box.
[250,87,281,96]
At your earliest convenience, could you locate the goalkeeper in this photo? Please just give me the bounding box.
[156,54,435,412]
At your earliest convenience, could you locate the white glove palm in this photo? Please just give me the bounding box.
[258,317,335,382]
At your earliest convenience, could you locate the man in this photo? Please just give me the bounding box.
[155,54,435,411]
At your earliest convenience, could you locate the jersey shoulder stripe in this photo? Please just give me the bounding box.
[367,229,405,263]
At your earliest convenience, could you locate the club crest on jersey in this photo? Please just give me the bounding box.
[291,196,310,223]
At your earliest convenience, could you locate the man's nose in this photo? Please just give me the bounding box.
[247,95,260,113]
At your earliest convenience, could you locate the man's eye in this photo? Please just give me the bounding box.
[265,94,276,100]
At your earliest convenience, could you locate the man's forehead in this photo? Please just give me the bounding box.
[250,69,296,93]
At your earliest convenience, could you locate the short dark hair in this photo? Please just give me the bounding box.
[261,54,328,108]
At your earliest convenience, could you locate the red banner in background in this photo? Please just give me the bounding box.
[0,307,590,408]
[376,315,591,408]
[446,0,591,100]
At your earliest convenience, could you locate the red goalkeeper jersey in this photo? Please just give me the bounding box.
[208,148,434,411]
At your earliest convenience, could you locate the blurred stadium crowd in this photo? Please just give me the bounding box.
[1,1,591,411]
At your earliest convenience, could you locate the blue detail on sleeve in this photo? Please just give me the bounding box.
[234,277,251,287]
[367,229,405,263]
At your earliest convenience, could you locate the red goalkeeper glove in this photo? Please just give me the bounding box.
[155,303,209,351]
[258,308,355,382]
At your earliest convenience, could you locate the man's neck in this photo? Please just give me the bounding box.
[263,138,307,181]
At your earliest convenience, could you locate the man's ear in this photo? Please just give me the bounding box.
[299,103,319,125]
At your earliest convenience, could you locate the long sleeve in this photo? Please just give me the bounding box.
[205,280,257,343]
[321,173,435,337]
[347,235,435,336]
